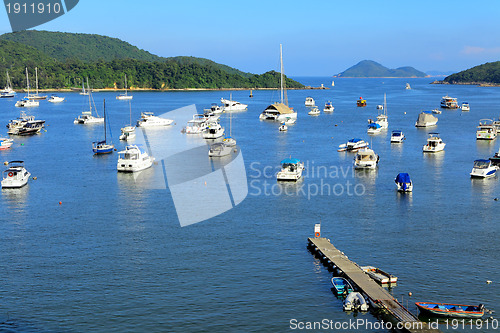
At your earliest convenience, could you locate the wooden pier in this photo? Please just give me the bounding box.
[308,237,441,333]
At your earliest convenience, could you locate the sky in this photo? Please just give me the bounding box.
[1,0,500,76]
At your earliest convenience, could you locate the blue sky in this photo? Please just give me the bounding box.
[1,0,499,76]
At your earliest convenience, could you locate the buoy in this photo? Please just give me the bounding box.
[408,292,412,296]
[33,176,37,180]
[404,112,407,115]
[3,161,8,165]
[21,143,24,146]
[486,280,492,284]
[204,181,207,186]
[494,198,499,201]
[59,201,62,205]
[114,148,117,151]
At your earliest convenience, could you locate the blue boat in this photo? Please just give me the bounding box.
[92,99,114,155]
[331,277,354,296]
[395,173,413,192]
[416,302,484,319]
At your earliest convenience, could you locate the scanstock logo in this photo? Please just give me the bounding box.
[131,105,248,227]
[4,0,79,32]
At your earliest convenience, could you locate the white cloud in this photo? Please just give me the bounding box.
[461,46,500,55]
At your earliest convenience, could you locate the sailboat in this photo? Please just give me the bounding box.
[116,74,133,100]
[223,109,236,146]
[79,79,89,95]
[119,100,136,141]
[15,68,39,107]
[331,80,335,87]
[0,71,15,98]
[74,78,104,124]
[259,44,297,122]
[30,67,47,100]
[92,99,115,154]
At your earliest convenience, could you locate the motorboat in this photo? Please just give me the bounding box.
[7,111,45,135]
[0,92,15,98]
[47,95,65,103]
[395,173,413,192]
[390,130,405,143]
[276,158,304,181]
[343,292,369,312]
[361,266,398,285]
[415,302,484,319]
[305,97,315,107]
[353,148,379,169]
[476,119,497,140]
[330,277,354,296]
[185,114,208,134]
[461,102,470,111]
[367,123,382,134]
[74,85,104,124]
[221,95,247,112]
[440,95,459,109]
[415,111,438,127]
[490,148,500,166]
[432,109,442,114]
[208,142,232,157]
[116,74,133,100]
[493,119,500,133]
[356,97,366,107]
[1,161,30,188]
[371,93,389,128]
[223,136,237,147]
[119,126,136,141]
[279,122,288,132]
[15,97,39,107]
[470,159,498,178]
[308,106,320,116]
[323,101,334,113]
[284,117,296,125]
[0,137,13,150]
[136,112,174,127]
[405,83,411,90]
[202,110,220,123]
[338,138,369,152]
[92,100,114,154]
[117,145,153,172]
[423,133,446,153]
[202,122,225,139]
[203,103,224,114]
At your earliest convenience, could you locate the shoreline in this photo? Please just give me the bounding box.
[430,80,500,87]
[14,86,328,93]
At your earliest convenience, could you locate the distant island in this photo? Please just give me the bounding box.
[334,60,427,78]
[433,61,500,86]
[0,30,304,90]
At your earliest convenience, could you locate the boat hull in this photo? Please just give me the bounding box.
[416,303,484,319]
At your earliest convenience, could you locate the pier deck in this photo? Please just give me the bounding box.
[308,237,441,333]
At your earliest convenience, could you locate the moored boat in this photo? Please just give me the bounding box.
[308,106,320,116]
[331,277,354,296]
[1,161,30,188]
[367,123,382,134]
[353,148,379,169]
[490,148,500,166]
[357,97,366,107]
[0,137,13,150]
[343,292,369,312]
[305,96,315,107]
[47,95,65,103]
[440,95,459,109]
[277,158,304,181]
[338,138,369,152]
[395,173,413,192]
[390,130,405,143]
[422,133,446,153]
[470,159,498,178]
[208,142,232,157]
[461,102,470,111]
[361,266,398,285]
[221,94,247,112]
[415,302,484,319]
[136,112,173,127]
[117,145,153,172]
[323,101,334,112]
[279,122,288,132]
[415,111,438,127]
[476,119,497,140]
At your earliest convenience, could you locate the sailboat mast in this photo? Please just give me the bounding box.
[35,67,39,95]
[103,99,107,142]
[280,44,283,104]
[124,74,127,95]
[384,93,387,116]
[26,68,30,95]
[87,78,92,112]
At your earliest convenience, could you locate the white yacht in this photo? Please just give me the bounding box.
[353,148,379,169]
[323,101,334,112]
[117,145,153,172]
[277,158,304,181]
[208,142,232,157]
[415,111,438,127]
[119,126,136,141]
[390,130,405,143]
[202,122,225,139]
[7,111,45,135]
[308,106,320,116]
[185,114,208,134]
[395,173,413,192]
[47,95,65,103]
[0,137,13,150]
[461,102,470,112]
[1,161,30,188]
[221,95,247,112]
[116,74,133,100]
[203,103,224,114]
[260,45,297,122]
[305,97,315,107]
[440,95,458,109]
[74,84,104,124]
[476,119,497,140]
[338,138,369,152]
[136,112,174,127]
[15,97,39,107]
[423,133,446,153]
[279,122,288,132]
[470,159,498,178]
[369,93,389,128]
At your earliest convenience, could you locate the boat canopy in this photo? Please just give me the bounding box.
[368,123,381,129]
[281,158,300,165]
[395,173,411,183]
[348,138,363,143]
[265,102,294,114]
[392,130,402,135]
[417,112,437,123]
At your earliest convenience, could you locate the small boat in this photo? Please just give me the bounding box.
[357,97,366,107]
[1,161,30,188]
[202,122,225,139]
[279,122,288,132]
[493,119,500,133]
[47,95,65,103]
[116,74,133,100]
[432,109,442,114]
[415,302,484,319]
[470,159,498,178]
[203,103,224,115]
[338,138,369,152]
[15,68,39,107]
[415,111,438,127]
[221,94,247,112]
[0,137,13,150]
[305,97,315,107]
[74,84,104,124]
[367,123,382,134]
[117,145,153,172]
[490,148,500,166]
[376,105,383,110]
[119,126,136,141]
[323,101,334,113]
[343,292,369,312]
[223,109,237,146]
[331,277,354,296]
[29,67,47,100]
[185,114,208,134]
[476,119,497,140]
[0,70,15,96]
[0,92,15,98]
[423,133,446,153]
[308,106,320,116]
[284,117,296,125]
[395,173,413,192]
[331,80,335,87]
[136,112,174,127]
[354,148,379,169]
[390,130,405,143]
[361,266,398,285]
[277,158,304,181]
[405,83,411,90]
[461,102,470,112]
[440,95,459,109]
[372,93,389,128]
[208,142,232,157]
[92,100,114,154]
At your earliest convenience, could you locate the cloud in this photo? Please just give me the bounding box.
[461,46,500,55]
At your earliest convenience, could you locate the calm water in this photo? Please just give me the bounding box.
[0,78,498,332]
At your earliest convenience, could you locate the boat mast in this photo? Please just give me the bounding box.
[35,67,39,95]
[384,93,387,116]
[103,99,107,142]
[124,74,127,96]
[280,44,283,104]
[87,78,92,113]
[25,67,30,96]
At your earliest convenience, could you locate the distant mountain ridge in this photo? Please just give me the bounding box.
[443,61,500,85]
[335,60,427,78]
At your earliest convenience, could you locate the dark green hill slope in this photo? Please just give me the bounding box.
[443,62,500,84]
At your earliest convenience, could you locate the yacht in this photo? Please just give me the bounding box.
[357,97,366,107]
[323,101,334,113]
[308,106,320,116]
[279,122,288,132]
[461,102,470,112]
[476,119,497,140]
[116,74,133,100]
[1,161,30,188]
[15,97,39,107]
[203,103,224,114]
[221,95,247,112]
[260,45,297,122]
[0,137,13,150]
[208,142,232,157]
[276,158,304,181]
[136,112,174,127]
[440,95,459,109]
[423,133,446,153]
[119,126,136,141]
[7,111,45,135]
[185,114,208,134]
[390,130,405,143]
[370,93,389,128]
[74,85,104,124]
[305,97,315,107]
[367,123,382,134]
[47,95,65,103]
[470,159,498,178]
[415,111,438,127]
[395,173,413,192]
[0,91,15,98]
[117,145,153,172]
[353,148,379,169]
[338,138,369,152]
[202,122,225,139]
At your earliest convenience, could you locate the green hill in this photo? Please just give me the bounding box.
[335,60,427,78]
[443,62,500,84]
